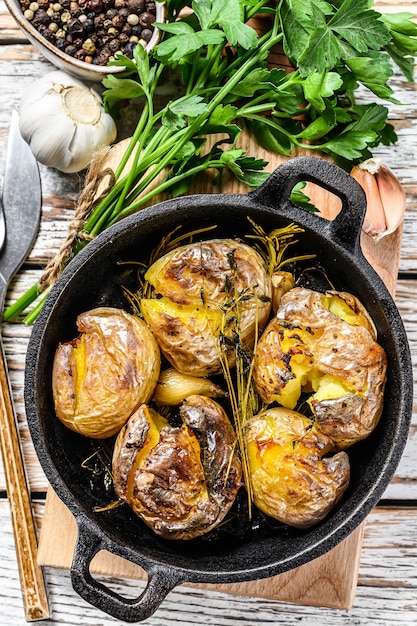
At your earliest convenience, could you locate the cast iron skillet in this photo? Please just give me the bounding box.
[25,156,413,622]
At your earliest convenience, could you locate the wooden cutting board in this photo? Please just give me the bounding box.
[37,134,404,610]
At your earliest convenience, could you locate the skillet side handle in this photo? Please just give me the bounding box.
[249,156,367,254]
[70,519,183,623]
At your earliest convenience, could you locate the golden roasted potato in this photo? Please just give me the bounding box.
[141,239,272,376]
[52,307,160,438]
[245,407,350,528]
[112,395,242,540]
[253,288,387,448]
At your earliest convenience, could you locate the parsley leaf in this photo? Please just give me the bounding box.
[102,76,145,112]
[301,71,343,111]
[381,13,417,81]
[345,55,397,101]
[328,0,390,52]
[220,150,270,186]
[193,0,258,48]
[296,0,391,76]
[155,22,225,62]
[322,103,388,159]
[280,0,332,63]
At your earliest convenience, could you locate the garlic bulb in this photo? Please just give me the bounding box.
[19,70,117,174]
[350,158,406,242]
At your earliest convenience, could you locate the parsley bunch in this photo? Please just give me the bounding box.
[6,0,417,322]
[83,0,417,232]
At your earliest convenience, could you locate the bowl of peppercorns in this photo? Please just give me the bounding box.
[5,0,165,81]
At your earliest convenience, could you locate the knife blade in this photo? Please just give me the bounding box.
[0,110,50,621]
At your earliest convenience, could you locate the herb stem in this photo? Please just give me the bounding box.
[113,160,225,220]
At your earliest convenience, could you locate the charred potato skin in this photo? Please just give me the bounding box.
[52,307,161,439]
[252,288,387,448]
[112,396,242,540]
[245,408,350,529]
[141,239,272,376]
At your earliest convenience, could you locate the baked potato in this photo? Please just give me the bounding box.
[252,288,387,448]
[112,395,242,540]
[141,239,272,377]
[245,407,350,528]
[52,307,161,438]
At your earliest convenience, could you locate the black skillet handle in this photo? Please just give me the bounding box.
[70,518,184,623]
[249,156,367,255]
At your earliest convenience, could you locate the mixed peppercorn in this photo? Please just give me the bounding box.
[19,0,157,65]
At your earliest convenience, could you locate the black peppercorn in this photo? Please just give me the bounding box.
[127,0,144,13]
[55,37,67,49]
[32,9,51,25]
[123,40,136,57]
[94,14,105,27]
[139,11,154,28]
[130,24,142,37]
[83,17,95,33]
[43,29,56,42]
[89,0,103,13]
[69,1,80,15]
[111,13,124,28]
[64,43,77,56]
[96,49,112,63]
[108,37,120,51]
[67,16,84,35]
[140,27,152,41]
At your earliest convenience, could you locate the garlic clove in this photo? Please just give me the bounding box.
[153,368,227,406]
[271,270,295,313]
[375,163,406,237]
[350,158,406,242]
[19,70,117,174]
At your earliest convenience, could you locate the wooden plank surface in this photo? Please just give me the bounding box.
[1,0,417,624]
[2,500,417,626]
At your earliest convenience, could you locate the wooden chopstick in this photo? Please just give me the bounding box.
[0,341,50,621]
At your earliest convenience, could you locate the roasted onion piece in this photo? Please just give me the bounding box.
[245,407,350,528]
[112,395,242,540]
[52,307,160,438]
[253,288,387,448]
[141,239,272,376]
[152,368,226,406]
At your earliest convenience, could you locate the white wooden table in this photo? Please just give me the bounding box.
[1,1,417,624]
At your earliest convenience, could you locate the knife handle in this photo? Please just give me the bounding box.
[0,339,50,621]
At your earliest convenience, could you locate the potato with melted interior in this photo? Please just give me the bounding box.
[252,288,387,448]
[141,239,272,377]
[52,307,160,438]
[112,395,242,540]
[245,407,350,528]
